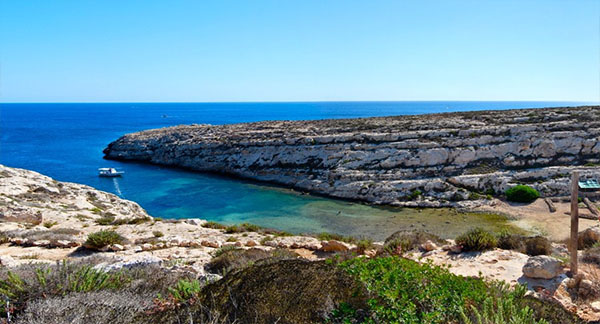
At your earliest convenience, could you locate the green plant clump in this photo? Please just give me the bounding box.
[505,185,540,203]
[84,231,124,250]
[334,256,547,324]
[456,228,498,252]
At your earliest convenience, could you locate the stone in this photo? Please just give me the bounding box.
[54,240,79,248]
[420,240,438,252]
[32,240,50,247]
[0,255,16,267]
[245,240,258,247]
[95,255,163,272]
[579,226,600,248]
[522,255,563,279]
[320,240,351,252]
[185,218,204,226]
[578,279,599,299]
[109,244,124,252]
[201,240,220,248]
[141,243,153,251]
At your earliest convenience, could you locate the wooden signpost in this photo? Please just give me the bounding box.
[570,171,579,276]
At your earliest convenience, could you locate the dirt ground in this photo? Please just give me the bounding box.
[476,198,599,241]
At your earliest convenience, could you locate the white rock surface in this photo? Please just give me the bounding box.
[522,255,564,279]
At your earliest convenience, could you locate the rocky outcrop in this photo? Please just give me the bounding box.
[104,106,600,207]
[522,255,564,279]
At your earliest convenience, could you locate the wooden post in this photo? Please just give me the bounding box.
[570,171,579,276]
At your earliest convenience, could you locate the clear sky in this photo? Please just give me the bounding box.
[0,0,598,102]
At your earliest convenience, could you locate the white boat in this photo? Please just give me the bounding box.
[98,168,124,177]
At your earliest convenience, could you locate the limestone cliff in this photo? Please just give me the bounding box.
[104,106,600,207]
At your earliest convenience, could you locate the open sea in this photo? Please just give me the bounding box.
[0,102,593,239]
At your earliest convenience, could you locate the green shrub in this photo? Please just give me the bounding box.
[408,189,422,200]
[224,223,262,234]
[356,238,374,253]
[167,279,202,303]
[460,284,548,324]
[212,245,239,257]
[84,231,124,250]
[42,221,57,228]
[336,257,550,324]
[505,185,540,203]
[456,228,498,252]
[384,230,445,254]
[95,215,116,225]
[152,231,164,238]
[202,221,227,230]
[316,232,357,244]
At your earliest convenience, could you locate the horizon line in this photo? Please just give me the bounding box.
[1,100,598,104]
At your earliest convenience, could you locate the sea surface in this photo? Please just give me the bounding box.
[0,102,593,239]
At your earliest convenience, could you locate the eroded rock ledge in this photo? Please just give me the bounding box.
[104,106,600,207]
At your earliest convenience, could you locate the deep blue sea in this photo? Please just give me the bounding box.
[0,102,593,238]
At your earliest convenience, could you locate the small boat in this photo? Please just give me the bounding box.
[98,168,124,177]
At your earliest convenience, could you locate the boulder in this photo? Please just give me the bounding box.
[420,240,439,252]
[522,255,563,279]
[185,218,204,226]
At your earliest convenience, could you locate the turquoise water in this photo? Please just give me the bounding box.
[0,102,592,239]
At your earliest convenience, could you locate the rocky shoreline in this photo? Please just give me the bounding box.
[104,106,600,208]
[1,165,600,322]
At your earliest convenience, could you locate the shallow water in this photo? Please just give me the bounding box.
[0,102,587,238]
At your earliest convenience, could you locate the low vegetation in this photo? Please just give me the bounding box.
[333,256,550,324]
[384,229,446,254]
[497,232,552,256]
[205,248,300,275]
[84,230,124,250]
[456,227,498,252]
[505,185,540,203]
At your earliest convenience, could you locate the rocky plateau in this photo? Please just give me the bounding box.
[104,106,600,207]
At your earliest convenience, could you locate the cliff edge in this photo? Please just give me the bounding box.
[104,106,600,207]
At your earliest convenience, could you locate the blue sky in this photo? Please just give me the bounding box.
[0,0,598,102]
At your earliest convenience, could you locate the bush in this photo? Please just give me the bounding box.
[1,261,193,323]
[224,223,264,234]
[456,228,498,252]
[497,232,525,251]
[355,238,374,254]
[336,256,548,324]
[317,232,357,244]
[95,215,116,225]
[200,259,367,324]
[201,221,227,230]
[167,279,202,303]
[524,236,552,256]
[384,230,445,254]
[152,231,164,238]
[84,231,124,250]
[505,185,540,203]
[205,248,300,275]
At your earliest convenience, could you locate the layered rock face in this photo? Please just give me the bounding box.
[104,106,600,207]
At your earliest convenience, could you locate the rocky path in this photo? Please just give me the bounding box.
[104,106,600,207]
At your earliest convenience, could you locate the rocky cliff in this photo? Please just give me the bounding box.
[104,106,600,207]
